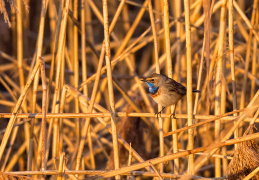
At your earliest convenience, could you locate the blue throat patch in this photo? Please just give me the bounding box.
[146,82,158,94]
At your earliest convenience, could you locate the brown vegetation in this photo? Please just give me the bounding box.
[0,0,258,179]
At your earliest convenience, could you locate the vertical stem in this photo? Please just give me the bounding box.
[239,0,258,110]
[127,144,133,179]
[103,0,120,179]
[149,0,165,173]
[32,0,48,114]
[57,152,65,180]
[39,57,47,173]
[215,0,227,177]
[203,0,211,116]
[221,34,227,177]
[73,0,80,171]
[193,40,205,115]
[228,0,238,149]
[17,0,30,162]
[81,0,88,100]
[47,0,70,165]
[173,0,182,173]
[16,0,26,111]
[59,87,67,154]
[183,0,194,174]
[221,1,227,173]
[87,126,95,169]
[29,0,48,171]
[251,9,259,99]
[163,0,172,173]
[48,0,63,110]
[82,0,95,171]
[52,38,66,161]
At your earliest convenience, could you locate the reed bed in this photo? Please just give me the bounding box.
[0,0,259,179]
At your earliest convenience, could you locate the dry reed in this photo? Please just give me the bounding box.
[0,0,258,179]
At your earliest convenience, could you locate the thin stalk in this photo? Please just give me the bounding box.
[59,87,67,155]
[2,110,259,122]
[228,0,238,149]
[148,1,166,170]
[239,0,258,109]
[82,0,95,172]
[73,0,80,173]
[214,0,227,176]
[87,126,95,169]
[16,0,26,112]
[47,0,63,110]
[162,0,173,173]
[183,0,194,174]
[32,0,49,114]
[103,0,120,179]
[3,170,214,179]
[17,0,30,163]
[51,39,65,161]
[193,40,205,115]
[57,152,65,180]
[221,36,227,177]
[251,9,259,99]
[127,144,133,180]
[81,0,88,101]
[46,0,70,166]
[16,0,27,113]
[29,0,48,171]
[172,0,182,173]
[39,57,47,171]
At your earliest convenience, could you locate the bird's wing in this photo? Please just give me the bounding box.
[164,78,187,95]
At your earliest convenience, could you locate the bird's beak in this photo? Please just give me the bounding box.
[140,78,147,82]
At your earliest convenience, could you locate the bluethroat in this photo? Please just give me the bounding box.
[141,73,200,118]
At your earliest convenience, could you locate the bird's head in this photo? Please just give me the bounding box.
[141,73,167,92]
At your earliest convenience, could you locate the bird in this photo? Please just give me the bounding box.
[141,73,200,118]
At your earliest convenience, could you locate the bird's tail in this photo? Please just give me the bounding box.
[192,89,201,93]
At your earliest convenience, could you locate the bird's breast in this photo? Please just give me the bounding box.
[150,89,160,98]
[150,87,185,107]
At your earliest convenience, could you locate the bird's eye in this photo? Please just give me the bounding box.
[151,79,154,82]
